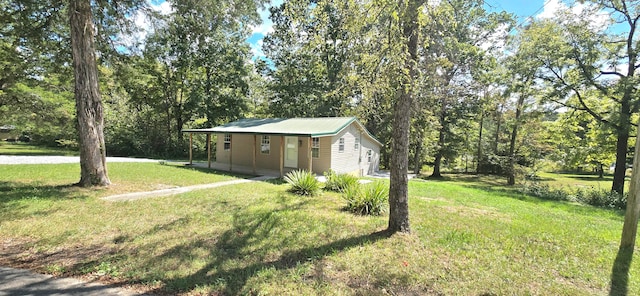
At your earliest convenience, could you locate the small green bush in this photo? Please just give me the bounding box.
[324,170,359,192]
[520,182,627,210]
[521,182,570,201]
[343,181,388,215]
[575,188,626,210]
[284,170,320,196]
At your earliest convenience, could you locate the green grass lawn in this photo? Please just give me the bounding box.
[0,164,638,295]
[536,171,629,191]
[0,142,79,156]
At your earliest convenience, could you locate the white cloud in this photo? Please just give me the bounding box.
[250,39,265,59]
[152,0,173,15]
[251,23,274,36]
[537,0,564,19]
[537,0,611,31]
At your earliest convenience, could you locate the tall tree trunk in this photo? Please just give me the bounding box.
[507,95,524,186]
[431,118,445,178]
[598,163,604,179]
[619,121,640,250]
[413,130,423,175]
[612,101,630,194]
[616,17,638,249]
[493,104,503,154]
[388,0,422,234]
[476,111,484,173]
[69,0,110,187]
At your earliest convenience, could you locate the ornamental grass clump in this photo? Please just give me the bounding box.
[284,169,320,196]
[324,170,359,192]
[343,181,388,215]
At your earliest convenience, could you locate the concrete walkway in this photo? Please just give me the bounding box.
[0,267,140,296]
[102,175,277,202]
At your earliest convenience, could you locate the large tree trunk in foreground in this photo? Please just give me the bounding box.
[619,122,640,249]
[69,0,110,186]
[610,121,640,295]
[388,0,422,234]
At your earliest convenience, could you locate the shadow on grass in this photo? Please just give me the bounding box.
[568,175,613,182]
[610,246,634,296]
[135,200,391,295]
[0,181,89,224]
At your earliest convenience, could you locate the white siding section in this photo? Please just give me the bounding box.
[329,123,380,175]
[360,135,380,175]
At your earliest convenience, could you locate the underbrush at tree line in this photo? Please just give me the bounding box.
[520,181,627,210]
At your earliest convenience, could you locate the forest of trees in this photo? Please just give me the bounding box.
[1,0,638,192]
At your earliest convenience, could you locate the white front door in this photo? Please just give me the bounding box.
[284,136,298,168]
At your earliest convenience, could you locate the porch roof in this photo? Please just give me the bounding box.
[182,117,382,146]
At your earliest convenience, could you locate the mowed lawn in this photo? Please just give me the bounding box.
[0,163,638,295]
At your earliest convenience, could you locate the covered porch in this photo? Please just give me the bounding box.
[184,132,316,177]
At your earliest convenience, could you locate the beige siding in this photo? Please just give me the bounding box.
[216,134,283,171]
[216,134,230,164]
[230,134,254,167]
[254,135,282,170]
[312,136,332,174]
[298,137,312,171]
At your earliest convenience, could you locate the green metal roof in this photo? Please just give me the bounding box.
[183,117,383,146]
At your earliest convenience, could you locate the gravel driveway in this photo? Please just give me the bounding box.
[0,155,158,165]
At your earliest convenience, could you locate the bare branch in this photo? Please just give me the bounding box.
[600,70,625,78]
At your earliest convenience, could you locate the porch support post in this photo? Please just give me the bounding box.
[280,135,284,177]
[207,133,211,169]
[229,134,233,172]
[308,136,312,173]
[189,133,193,165]
[253,134,257,175]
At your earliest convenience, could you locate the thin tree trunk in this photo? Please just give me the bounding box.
[389,0,423,234]
[493,104,503,154]
[598,163,604,179]
[413,129,423,175]
[431,122,445,178]
[507,95,524,186]
[476,111,484,173]
[69,0,110,187]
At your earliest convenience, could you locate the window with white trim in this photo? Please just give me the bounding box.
[312,138,320,158]
[338,137,345,152]
[354,137,359,150]
[261,135,270,154]
[367,149,372,163]
[224,133,231,151]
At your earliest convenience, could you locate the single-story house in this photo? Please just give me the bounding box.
[182,117,382,176]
